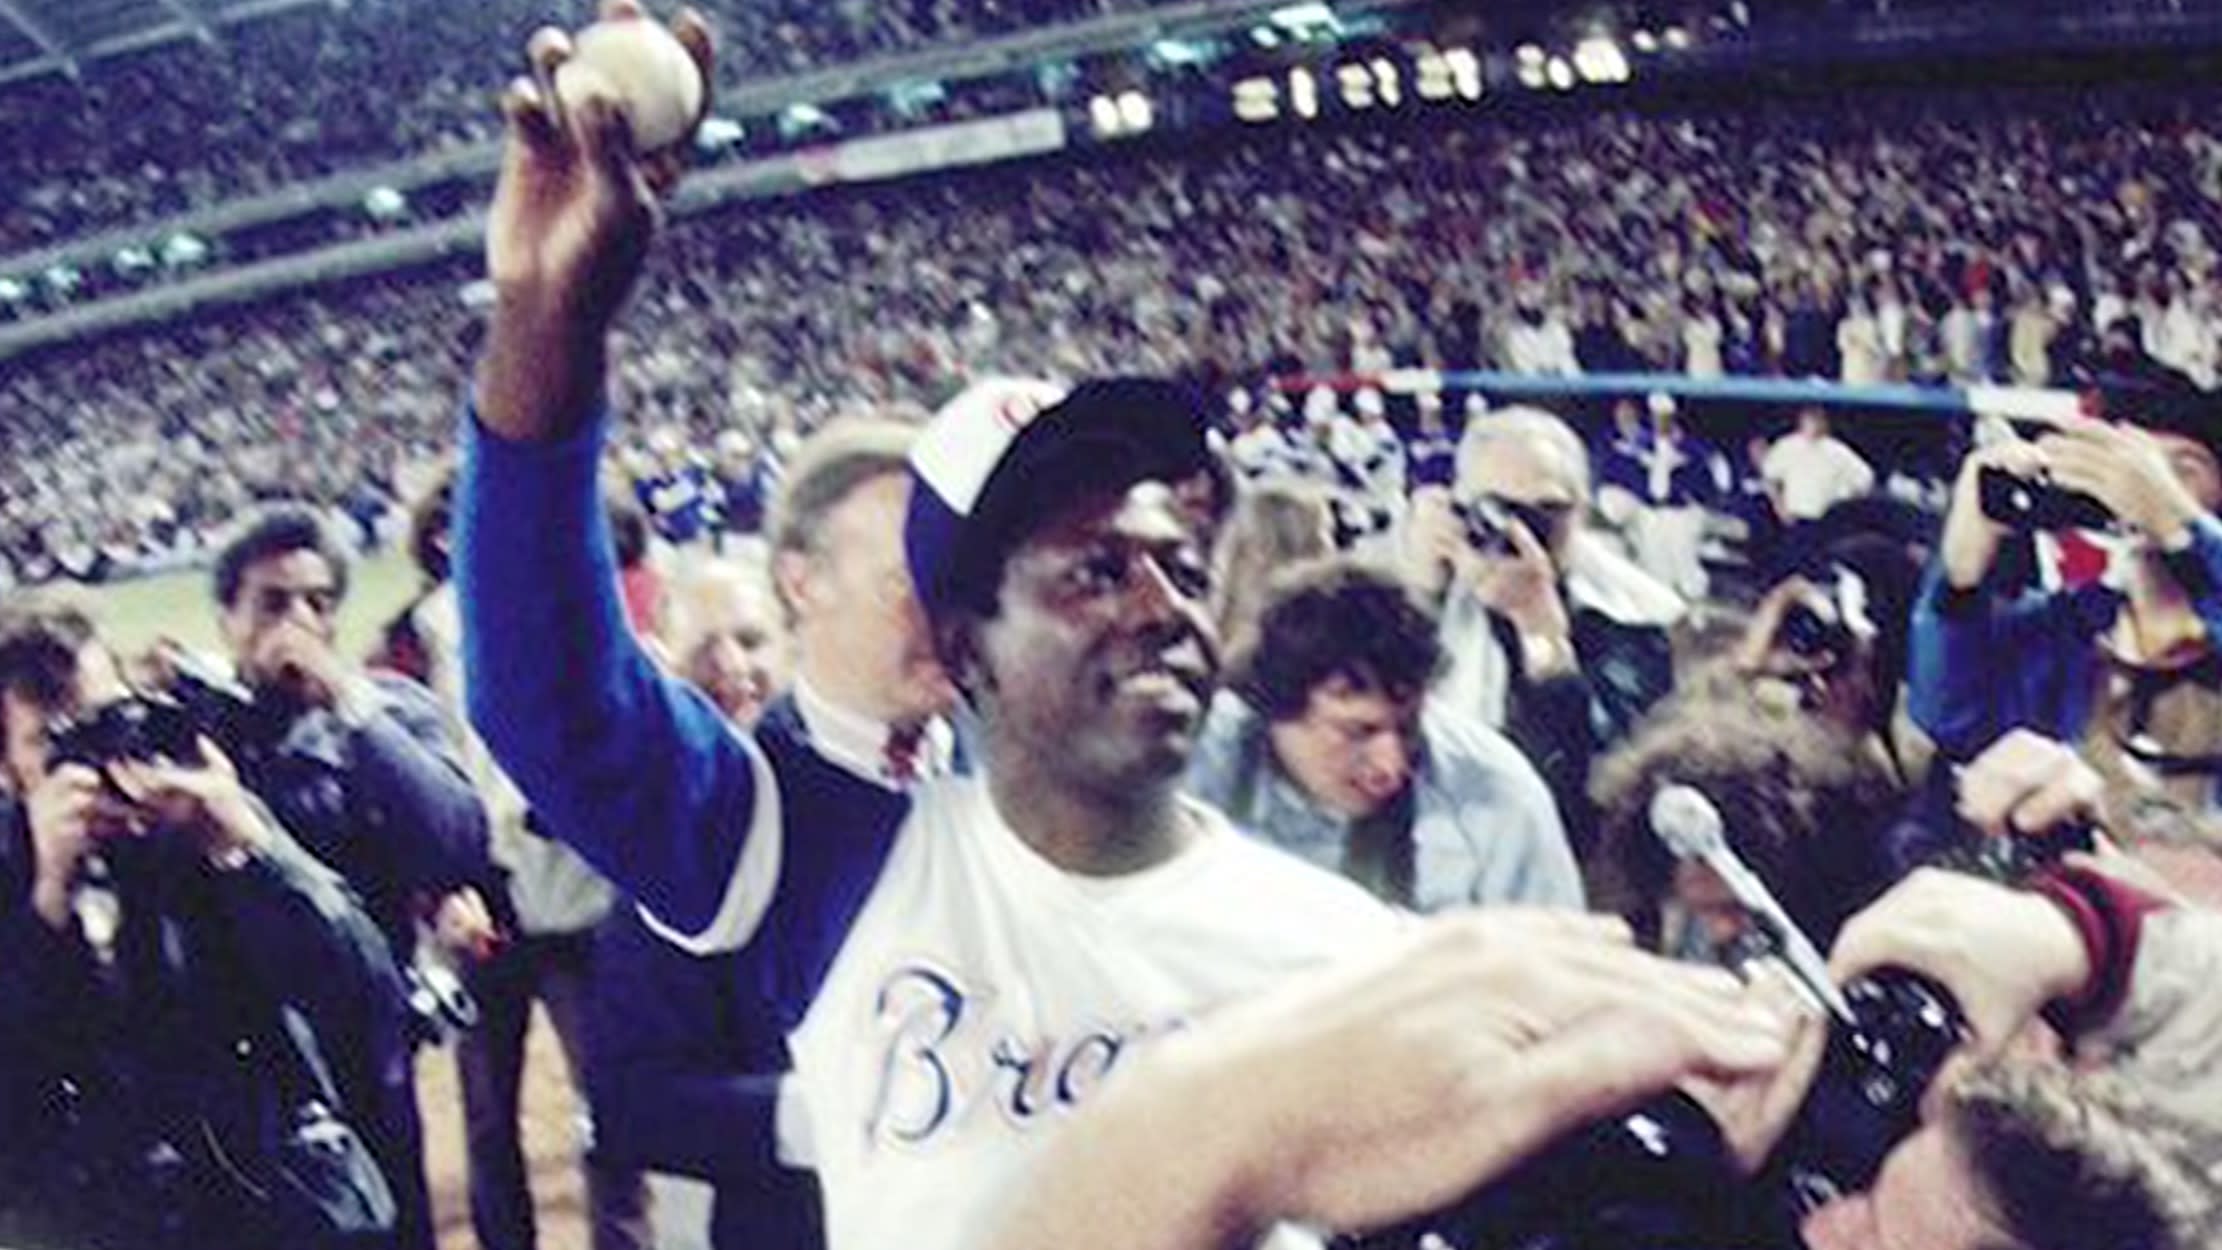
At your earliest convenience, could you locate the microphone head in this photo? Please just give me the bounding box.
[1650,784,1727,862]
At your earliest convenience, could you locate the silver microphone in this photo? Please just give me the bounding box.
[1649,783,1854,1024]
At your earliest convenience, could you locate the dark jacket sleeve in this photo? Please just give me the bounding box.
[1497,613,1674,858]
[0,882,97,1235]
[584,907,791,1183]
[209,822,412,1046]
[1576,616,1676,747]
[0,811,89,1038]
[1502,668,1601,859]
[346,675,492,897]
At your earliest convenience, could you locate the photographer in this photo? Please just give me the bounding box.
[400,476,652,1250]
[1735,522,1930,785]
[990,734,2222,1250]
[207,505,492,1250]
[1410,408,1682,853]
[0,595,409,1250]
[1748,732,2222,1250]
[1188,558,1579,909]
[1909,396,2222,807]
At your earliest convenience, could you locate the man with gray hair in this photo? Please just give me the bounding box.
[585,418,958,1250]
[763,420,958,782]
[1407,406,1682,853]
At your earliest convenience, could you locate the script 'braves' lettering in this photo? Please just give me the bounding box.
[864,964,1170,1148]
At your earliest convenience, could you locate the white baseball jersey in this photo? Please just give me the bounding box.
[463,406,1402,1250]
[790,781,1400,1250]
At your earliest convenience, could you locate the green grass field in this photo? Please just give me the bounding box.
[79,552,422,661]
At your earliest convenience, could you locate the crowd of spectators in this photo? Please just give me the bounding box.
[11,84,2222,587]
[0,0,1148,246]
[9,34,2222,1250]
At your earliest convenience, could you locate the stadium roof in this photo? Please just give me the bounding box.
[0,0,326,84]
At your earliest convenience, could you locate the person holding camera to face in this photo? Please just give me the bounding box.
[1910,387,2222,809]
[1733,730,2222,1250]
[1408,408,1683,855]
[0,595,410,1250]
[197,506,493,1250]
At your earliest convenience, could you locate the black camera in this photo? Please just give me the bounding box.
[49,662,262,784]
[1351,970,1967,1250]
[49,695,206,775]
[1761,970,1966,1216]
[1977,465,2113,532]
[1454,497,1561,558]
[404,956,481,1047]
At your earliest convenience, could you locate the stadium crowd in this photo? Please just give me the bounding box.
[6,17,2222,1249]
[0,0,1148,246]
[13,86,2222,587]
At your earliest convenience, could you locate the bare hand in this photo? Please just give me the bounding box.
[1679,966,1830,1175]
[2041,418,2206,545]
[1734,576,1823,675]
[1194,911,1793,1233]
[1939,437,2051,590]
[254,621,349,708]
[1827,868,2088,1055]
[1471,519,1572,662]
[1954,728,2105,840]
[433,887,503,961]
[127,636,191,693]
[477,1,714,441]
[107,737,269,866]
[25,764,137,929]
[1403,488,1465,595]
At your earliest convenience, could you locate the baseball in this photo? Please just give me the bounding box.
[554,19,705,152]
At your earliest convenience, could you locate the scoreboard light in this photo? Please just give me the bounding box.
[1574,36,1631,84]
[1232,75,1281,121]
[1370,57,1401,107]
[1089,93,1122,137]
[1336,61,1376,109]
[1116,90,1154,132]
[1091,91,1155,137]
[1415,47,1451,100]
[1446,47,1481,99]
[1290,66,1319,119]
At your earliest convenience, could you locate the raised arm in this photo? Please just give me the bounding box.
[472,1,710,446]
[458,5,778,953]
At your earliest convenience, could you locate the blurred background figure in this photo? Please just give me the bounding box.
[1189,558,1578,909]
[9,0,2222,1244]
[668,560,785,727]
[1208,479,1336,668]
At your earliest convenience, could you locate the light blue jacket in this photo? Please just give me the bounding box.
[1186,691,1584,911]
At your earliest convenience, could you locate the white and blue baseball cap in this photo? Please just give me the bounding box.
[905,375,1214,619]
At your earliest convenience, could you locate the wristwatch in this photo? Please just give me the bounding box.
[1520,631,1577,678]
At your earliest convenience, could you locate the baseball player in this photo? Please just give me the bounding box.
[456,8,1785,1249]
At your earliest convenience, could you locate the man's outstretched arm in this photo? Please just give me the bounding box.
[459,4,780,952]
